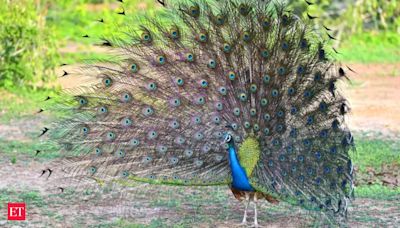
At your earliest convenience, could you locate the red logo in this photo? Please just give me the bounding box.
[7,203,26,220]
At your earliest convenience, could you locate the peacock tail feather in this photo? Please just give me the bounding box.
[46,0,355,221]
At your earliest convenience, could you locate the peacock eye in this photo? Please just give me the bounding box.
[278,67,286,75]
[282,42,289,50]
[281,15,290,26]
[148,130,158,140]
[261,50,269,59]
[218,86,227,95]
[176,77,184,86]
[250,84,257,93]
[239,93,247,102]
[121,92,132,103]
[143,106,154,116]
[170,27,179,39]
[263,75,270,84]
[103,77,113,87]
[99,106,108,114]
[216,14,225,25]
[314,71,322,81]
[195,96,205,105]
[89,166,97,175]
[157,55,166,65]
[82,126,90,135]
[199,33,208,43]
[95,148,102,156]
[207,59,216,69]
[288,87,296,96]
[228,71,236,80]
[131,63,139,73]
[262,19,269,29]
[223,43,231,53]
[170,98,181,107]
[242,31,252,42]
[261,98,268,107]
[250,108,257,116]
[122,117,133,127]
[147,82,157,91]
[130,138,140,147]
[233,107,241,116]
[141,32,152,42]
[78,97,88,106]
[300,39,308,49]
[121,171,129,177]
[200,79,208,88]
[186,53,194,62]
[239,4,250,16]
[189,5,200,18]
[106,131,116,141]
[271,89,279,97]
[116,149,125,158]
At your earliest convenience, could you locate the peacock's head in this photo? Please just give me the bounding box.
[223,132,235,148]
[223,124,238,148]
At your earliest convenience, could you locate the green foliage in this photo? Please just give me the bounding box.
[287,0,400,63]
[46,0,159,43]
[352,138,400,172]
[355,185,400,199]
[0,0,59,88]
[339,31,400,63]
[340,0,400,34]
[288,0,399,33]
[0,87,58,123]
[0,189,44,209]
[10,156,17,164]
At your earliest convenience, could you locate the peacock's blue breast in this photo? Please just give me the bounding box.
[229,146,254,191]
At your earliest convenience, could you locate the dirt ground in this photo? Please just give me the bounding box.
[0,63,399,227]
[0,159,399,227]
[341,63,400,136]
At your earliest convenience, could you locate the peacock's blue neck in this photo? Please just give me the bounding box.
[228,144,254,191]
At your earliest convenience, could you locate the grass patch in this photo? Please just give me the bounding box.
[338,32,400,63]
[61,51,115,65]
[0,139,60,160]
[352,137,400,172]
[0,189,44,210]
[0,87,58,123]
[47,0,160,44]
[355,185,400,200]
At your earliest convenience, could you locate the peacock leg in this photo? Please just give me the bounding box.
[254,193,259,228]
[241,192,250,225]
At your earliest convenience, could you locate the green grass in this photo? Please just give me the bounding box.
[351,138,400,172]
[46,1,399,65]
[47,0,159,43]
[338,32,400,63]
[61,51,115,65]
[355,185,400,200]
[0,189,44,210]
[0,87,58,123]
[0,139,60,161]
[47,0,163,65]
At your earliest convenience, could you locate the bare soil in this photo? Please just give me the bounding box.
[0,160,399,227]
[341,63,400,135]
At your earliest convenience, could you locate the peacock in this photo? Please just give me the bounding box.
[42,0,355,226]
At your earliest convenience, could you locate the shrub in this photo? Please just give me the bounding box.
[0,0,59,88]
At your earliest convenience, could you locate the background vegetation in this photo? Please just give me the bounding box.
[1,0,399,89]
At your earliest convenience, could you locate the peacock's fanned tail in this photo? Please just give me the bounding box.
[47,0,354,221]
